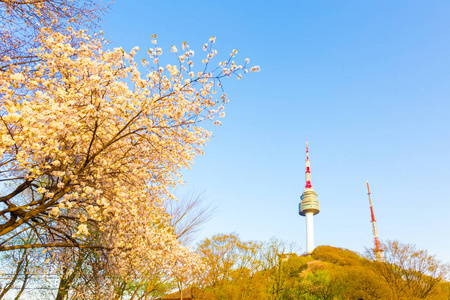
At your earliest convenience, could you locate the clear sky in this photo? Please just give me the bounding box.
[102,1,450,263]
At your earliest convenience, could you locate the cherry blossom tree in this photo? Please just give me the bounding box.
[0,0,108,70]
[0,25,259,298]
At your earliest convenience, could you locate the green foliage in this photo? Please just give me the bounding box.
[285,256,312,278]
[310,271,343,300]
[189,238,450,300]
[342,265,390,300]
[312,245,362,266]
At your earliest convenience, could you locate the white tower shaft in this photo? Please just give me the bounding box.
[305,212,315,253]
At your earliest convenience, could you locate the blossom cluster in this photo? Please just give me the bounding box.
[0,27,258,286]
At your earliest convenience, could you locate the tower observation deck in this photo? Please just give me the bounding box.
[299,139,320,254]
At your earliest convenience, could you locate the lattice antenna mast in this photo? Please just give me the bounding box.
[366,181,384,261]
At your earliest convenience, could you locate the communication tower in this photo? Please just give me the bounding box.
[366,181,385,261]
[299,139,320,254]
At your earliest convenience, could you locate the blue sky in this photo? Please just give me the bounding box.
[103,1,450,262]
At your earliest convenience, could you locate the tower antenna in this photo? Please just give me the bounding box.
[366,181,384,261]
[305,136,312,189]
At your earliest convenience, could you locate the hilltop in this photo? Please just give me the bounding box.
[190,237,450,300]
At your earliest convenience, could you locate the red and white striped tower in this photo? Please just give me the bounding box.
[299,139,320,254]
[305,139,312,189]
[366,181,384,261]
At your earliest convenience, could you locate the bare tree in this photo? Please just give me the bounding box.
[366,240,450,299]
[166,191,214,245]
[196,234,262,299]
[258,238,298,300]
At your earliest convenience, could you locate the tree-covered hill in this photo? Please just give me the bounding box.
[191,235,450,300]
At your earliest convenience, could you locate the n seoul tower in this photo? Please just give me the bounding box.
[299,139,320,254]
